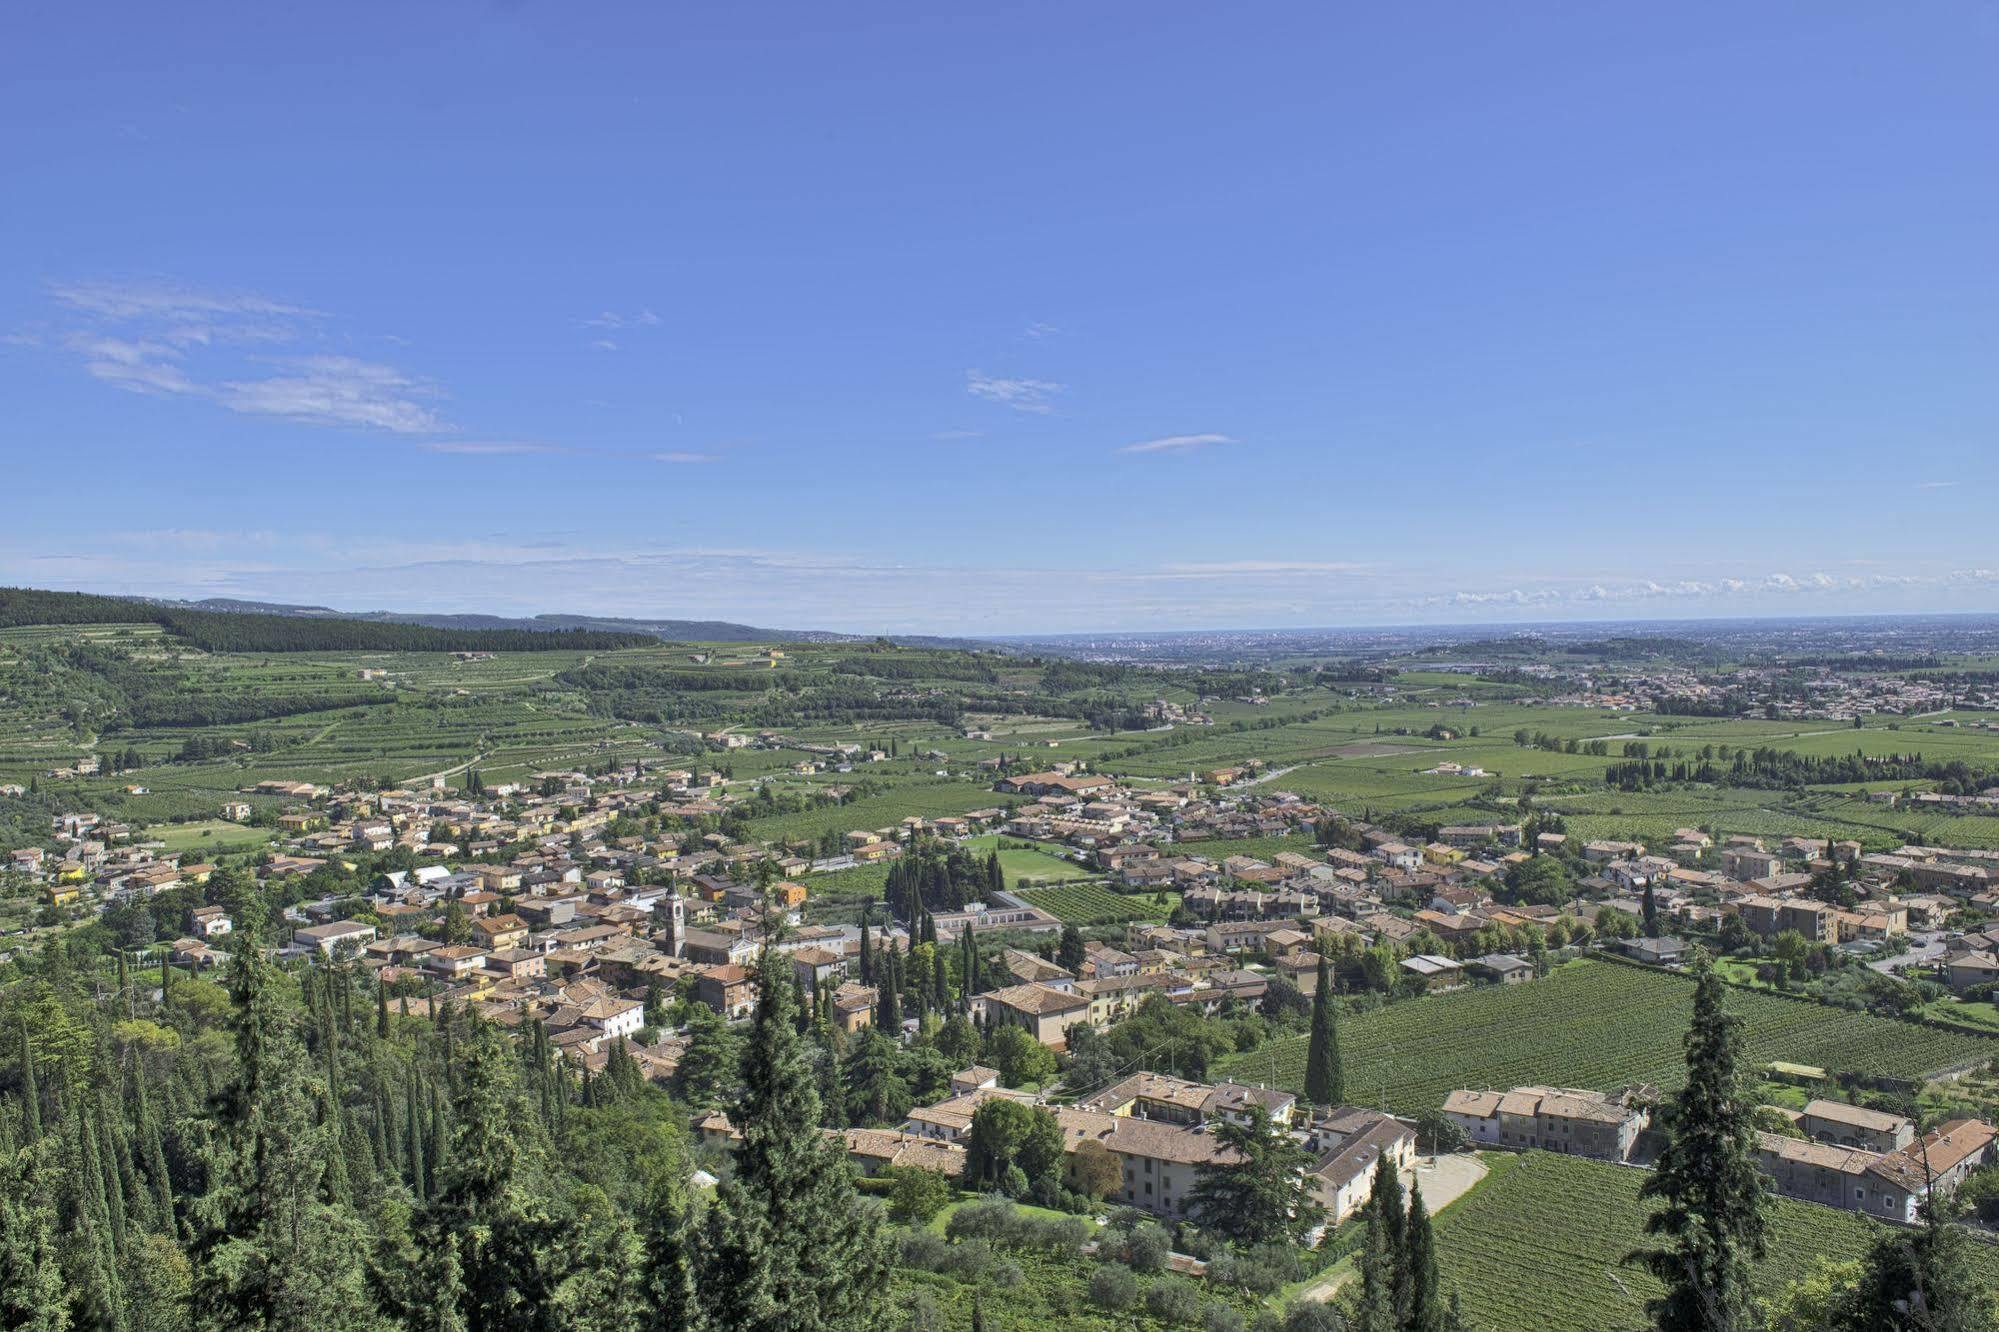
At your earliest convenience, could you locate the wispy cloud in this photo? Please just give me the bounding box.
[590,339,619,353]
[44,278,449,434]
[932,429,983,441]
[418,441,568,456]
[653,451,716,464]
[216,355,446,434]
[1022,322,1062,339]
[50,278,316,324]
[577,309,661,331]
[967,370,1062,414]
[1916,480,1957,490]
[1119,433,1236,455]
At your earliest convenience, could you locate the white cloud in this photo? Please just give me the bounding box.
[1917,480,1957,490]
[591,339,619,352]
[1119,433,1236,456]
[49,278,315,324]
[966,370,1062,414]
[932,429,983,441]
[1023,322,1062,339]
[215,355,446,434]
[653,451,716,464]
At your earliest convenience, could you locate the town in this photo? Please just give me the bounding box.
[7,595,1999,1330]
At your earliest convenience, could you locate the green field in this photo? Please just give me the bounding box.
[144,819,277,855]
[1020,882,1175,925]
[1215,960,1999,1115]
[1437,1152,1999,1331]
[962,834,1096,886]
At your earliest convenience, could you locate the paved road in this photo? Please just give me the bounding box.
[1870,931,1948,975]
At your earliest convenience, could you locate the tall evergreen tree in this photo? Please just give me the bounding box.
[1627,956,1768,1332]
[1403,1180,1442,1332]
[1642,880,1661,938]
[189,931,380,1331]
[1304,956,1343,1106]
[699,949,888,1332]
[0,1142,69,1332]
[1367,1152,1410,1324]
[1184,1104,1323,1245]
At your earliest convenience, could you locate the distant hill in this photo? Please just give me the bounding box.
[0,588,990,651]
[0,589,655,653]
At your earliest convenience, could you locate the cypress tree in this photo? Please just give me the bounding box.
[1626,955,1767,1332]
[639,1179,700,1332]
[1642,880,1660,938]
[1403,1180,1442,1332]
[1304,955,1343,1106]
[1367,1154,1409,1323]
[0,1141,69,1331]
[699,948,888,1331]
[17,1022,39,1144]
[857,922,873,985]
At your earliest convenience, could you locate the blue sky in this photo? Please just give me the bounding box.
[3,1,1995,634]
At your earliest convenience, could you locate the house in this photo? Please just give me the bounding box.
[1800,1099,1915,1153]
[1077,1072,1296,1129]
[977,982,1091,1049]
[694,965,758,1019]
[837,1128,969,1178]
[188,906,233,938]
[1442,1085,1651,1162]
[1944,950,1999,993]
[1304,1107,1419,1225]
[427,944,489,978]
[1467,953,1534,985]
[1399,954,1464,991]
[1621,936,1688,967]
[472,913,529,950]
[293,919,378,957]
[827,981,876,1034]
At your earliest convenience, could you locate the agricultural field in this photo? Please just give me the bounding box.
[1019,882,1173,926]
[1215,960,1999,1115]
[1436,1151,1999,1332]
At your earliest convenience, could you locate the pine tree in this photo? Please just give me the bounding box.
[1304,955,1343,1107]
[639,1179,700,1332]
[699,949,888,1331]
[1184,1104,1323,1245]
[1626,956,1767,1332]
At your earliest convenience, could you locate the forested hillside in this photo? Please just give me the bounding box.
[0,589,654,653]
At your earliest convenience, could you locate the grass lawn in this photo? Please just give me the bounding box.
[145,819,275,855]
[962,834,1096,886]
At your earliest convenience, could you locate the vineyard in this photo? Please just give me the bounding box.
[1214,960,1999,1114]
[1437,1151,1999,1331]
[1019,882,1172,925]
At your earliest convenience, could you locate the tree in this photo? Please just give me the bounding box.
[1071,1139,1122,1201]
[1403,1181,1442,1332]
[1627,956,1768,1332]
[189,926,381,1331]
[983,1025,1055,1089]
[0,1143,68,1332]
[1642,881,1660,938]
[1185,1104,1323,1245]
[1304,956,1343,1107]
[842,1029,912,1126]
[1057,925,1085,972]
[964,1099,1063,1196]
[1836,1193,1995,1331]
[699,949,888,1332]
[673,1002,742,1111]
[884,1167,953,1224]
[1367,1152,1409,1324]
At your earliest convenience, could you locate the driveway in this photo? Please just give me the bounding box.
[1871,931,1947,975]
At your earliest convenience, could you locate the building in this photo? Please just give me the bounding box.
[1304,1107,1418,1225]
[293,919,377,957]
[1442,1085,1651,1162]
[977,982,1090,1048]
[1800,1099,1915,1153]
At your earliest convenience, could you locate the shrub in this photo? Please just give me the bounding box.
[940,1238,994,1282]
[896,1228,951,1271]
[1088,1263,1139,1310]
[1204,1305,1247,1332]
[886,1166,955,1224]
[1120,1221,1172,1273]
[1145,1275,1204,1324]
